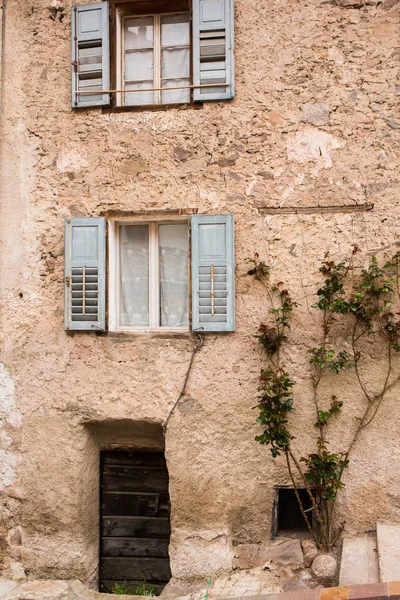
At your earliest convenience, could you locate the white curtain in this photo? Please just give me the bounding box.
[119,225,149,326]
[124,16,154,106]
[161,14,190,104]
[159,224,188,327]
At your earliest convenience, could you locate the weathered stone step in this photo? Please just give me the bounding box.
[377,521,400,582]
[0,578,17,599]
[339,535,379,586]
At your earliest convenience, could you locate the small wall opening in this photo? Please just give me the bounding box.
[272,487,314,538]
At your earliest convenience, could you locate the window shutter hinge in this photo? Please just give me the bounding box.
[72,60,78,72]
[66,275,70,287]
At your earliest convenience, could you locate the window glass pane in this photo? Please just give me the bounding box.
[124,82,154,106]
[125,49,154,82]
[161,78,190,104]
[161,14,190,47]
[124,17,154,106]
[162,47,190,79]
[159,224,188,328]
[119,225,149,327]
[124,17,154,50]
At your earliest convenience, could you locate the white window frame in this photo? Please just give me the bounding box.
[115,9,191,107]
[108,217,190,332]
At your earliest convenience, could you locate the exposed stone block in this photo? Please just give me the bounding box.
[120,159,149,175]
[0,578,18,597]
[301,540,318,568]
[339,536,378,586]
[235,540,304,569]
[301,104,330,126]
[268,111,286,127]
[312,555,338,582]
[287,127,342,171]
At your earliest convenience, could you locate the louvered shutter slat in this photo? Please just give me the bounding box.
[71,2,110,108]
[191,214,235,332]
[192,0,235,102]
[64,218,106,331]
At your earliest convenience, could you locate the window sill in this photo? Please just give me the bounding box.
[100,330,192,340]
[102,101,203,114]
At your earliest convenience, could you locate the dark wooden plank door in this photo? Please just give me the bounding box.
[100,451,171,595]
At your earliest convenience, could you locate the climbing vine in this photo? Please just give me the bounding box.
[247,248,400,550]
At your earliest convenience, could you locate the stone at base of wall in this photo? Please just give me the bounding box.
[2,579,400,600]
[1,579,142,600]
[0,579,17,598]
[234,541,304,570]
[224,580,400,599]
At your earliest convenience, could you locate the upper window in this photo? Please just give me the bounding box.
[71,0,235,110]
[117,12,191,107]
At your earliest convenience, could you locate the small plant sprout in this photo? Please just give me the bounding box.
[112,581,131,595]
[135,581,156,596]
[204,580,212,599]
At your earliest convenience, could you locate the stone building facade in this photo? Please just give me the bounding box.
[0,0,400,593]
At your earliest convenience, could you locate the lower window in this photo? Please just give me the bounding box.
[110,220,189,331]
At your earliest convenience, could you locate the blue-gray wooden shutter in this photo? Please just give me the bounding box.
[64,217,106,331]
[191,214,235,332]
[192,0,235,102]
[71,2,110,108]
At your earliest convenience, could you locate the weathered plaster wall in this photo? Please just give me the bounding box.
[0,0,399,586]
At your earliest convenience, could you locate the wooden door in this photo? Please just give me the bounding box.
[100,450,171,595]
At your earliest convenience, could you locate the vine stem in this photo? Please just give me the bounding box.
[345,343,393,458]
[380,372,400,396]
[259,278,283,364]
[351,320,373,403]
[163,334,203,431]
[285,450,319,547]
[361,345,392,429]
[324,500,330,549]
[287,448,326,544]
[327,500,335,547]
[312,307,330,446]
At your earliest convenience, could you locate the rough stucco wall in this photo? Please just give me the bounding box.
[0,0,399,586]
